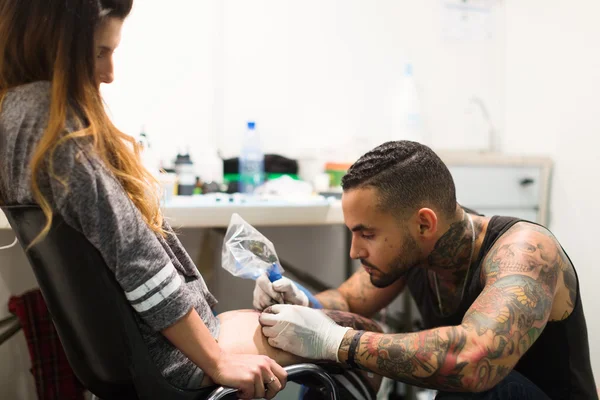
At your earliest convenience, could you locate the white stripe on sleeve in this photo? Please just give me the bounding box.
[131,274,183,313]
[125,261,176,302]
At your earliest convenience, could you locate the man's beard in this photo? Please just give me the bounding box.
[366,234,422,288]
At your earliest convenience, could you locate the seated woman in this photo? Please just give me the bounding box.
[0,1,383,399]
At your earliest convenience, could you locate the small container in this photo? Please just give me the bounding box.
[158,172,177,205]
[175,153,195,196]
[325,162,352,189]
[313,173,331,193]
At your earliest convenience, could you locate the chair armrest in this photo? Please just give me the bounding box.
[204,363,339,400]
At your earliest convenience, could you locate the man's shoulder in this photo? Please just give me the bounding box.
[490,219,556,246]
[480,220,567,281]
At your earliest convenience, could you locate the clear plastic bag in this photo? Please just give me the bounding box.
[221,213,284,280]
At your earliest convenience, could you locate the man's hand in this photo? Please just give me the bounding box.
[259,305,350,361]
[253,273,309,310]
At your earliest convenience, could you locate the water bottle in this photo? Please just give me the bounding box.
[239,121,264,194]
[393,63,425,143]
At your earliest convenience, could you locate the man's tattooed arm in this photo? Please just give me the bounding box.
[338,223,562,392]
[316,269,406,316]
[324,310,383,332]
[315,289,350,312]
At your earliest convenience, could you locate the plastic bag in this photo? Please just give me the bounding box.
[221,213,284,280]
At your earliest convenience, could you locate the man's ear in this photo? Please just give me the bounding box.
[416,208,438,238]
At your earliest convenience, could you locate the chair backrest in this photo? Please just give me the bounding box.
[2,205,212,400]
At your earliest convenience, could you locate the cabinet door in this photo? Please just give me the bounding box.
[450,166,541,210]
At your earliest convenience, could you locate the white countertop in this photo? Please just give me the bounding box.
[164,195,344,228]
[0,195,345,230]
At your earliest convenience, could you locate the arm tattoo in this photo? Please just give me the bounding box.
[343,223,565,392]
[347,327,472,391]
[317,270,372,312]
[315,289,350,312]
[323,310,383,332]
[461,224,560,389]
[563,264,577,311]
[463,275,551,351]
[511,223,577,311]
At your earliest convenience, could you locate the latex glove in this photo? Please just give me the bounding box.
[253,273,309,311]
[259,304,350,362]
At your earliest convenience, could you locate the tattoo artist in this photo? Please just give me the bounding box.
[254,141,597,399]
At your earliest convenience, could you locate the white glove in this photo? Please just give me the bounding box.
[253,273,309,311]
[259,304,350,362]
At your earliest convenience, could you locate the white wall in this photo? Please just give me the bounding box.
[504,0,600,381]
[101,0,219,158]
[103,0,506,164]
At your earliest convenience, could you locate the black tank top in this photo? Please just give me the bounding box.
[406,215,597,399]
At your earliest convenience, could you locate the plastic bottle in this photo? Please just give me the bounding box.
[174,152,195,196]
[138,126,160,177]
[196,147,224,185]
[239,121,264,194]
[395,63,425,143]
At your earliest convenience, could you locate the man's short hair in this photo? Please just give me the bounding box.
[341,141,457,218]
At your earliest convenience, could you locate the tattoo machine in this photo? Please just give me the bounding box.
[221,213,284,282]
[221,213,323,308]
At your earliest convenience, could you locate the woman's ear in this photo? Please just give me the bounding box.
[417,208,438,238]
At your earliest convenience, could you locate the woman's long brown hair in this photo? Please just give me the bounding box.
[0,0,165,241]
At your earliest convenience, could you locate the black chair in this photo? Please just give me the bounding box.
[1,205,340,400]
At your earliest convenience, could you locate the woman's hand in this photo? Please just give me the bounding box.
[161,309,287,399]
[209,352,287,399]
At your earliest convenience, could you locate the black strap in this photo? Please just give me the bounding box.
[346,330,365,370]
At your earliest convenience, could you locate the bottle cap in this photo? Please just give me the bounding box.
[175,154,193,165]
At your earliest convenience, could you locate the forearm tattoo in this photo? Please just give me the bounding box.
[342,222,571,392]
[324,310,383,332]
[315,289,350,312]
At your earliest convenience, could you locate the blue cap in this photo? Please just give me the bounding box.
[247,121,256,130]
[268,269,282,282]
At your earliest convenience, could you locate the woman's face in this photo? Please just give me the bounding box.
[94,17,124,86]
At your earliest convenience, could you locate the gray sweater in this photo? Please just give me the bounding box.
[0,82,220,388]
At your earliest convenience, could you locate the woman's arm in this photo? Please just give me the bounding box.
[161,308,221,378]
[162,308,287,398]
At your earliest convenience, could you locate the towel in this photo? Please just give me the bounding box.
[8,289,85,400]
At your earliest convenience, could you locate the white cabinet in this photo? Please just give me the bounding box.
[441,152,553,225]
